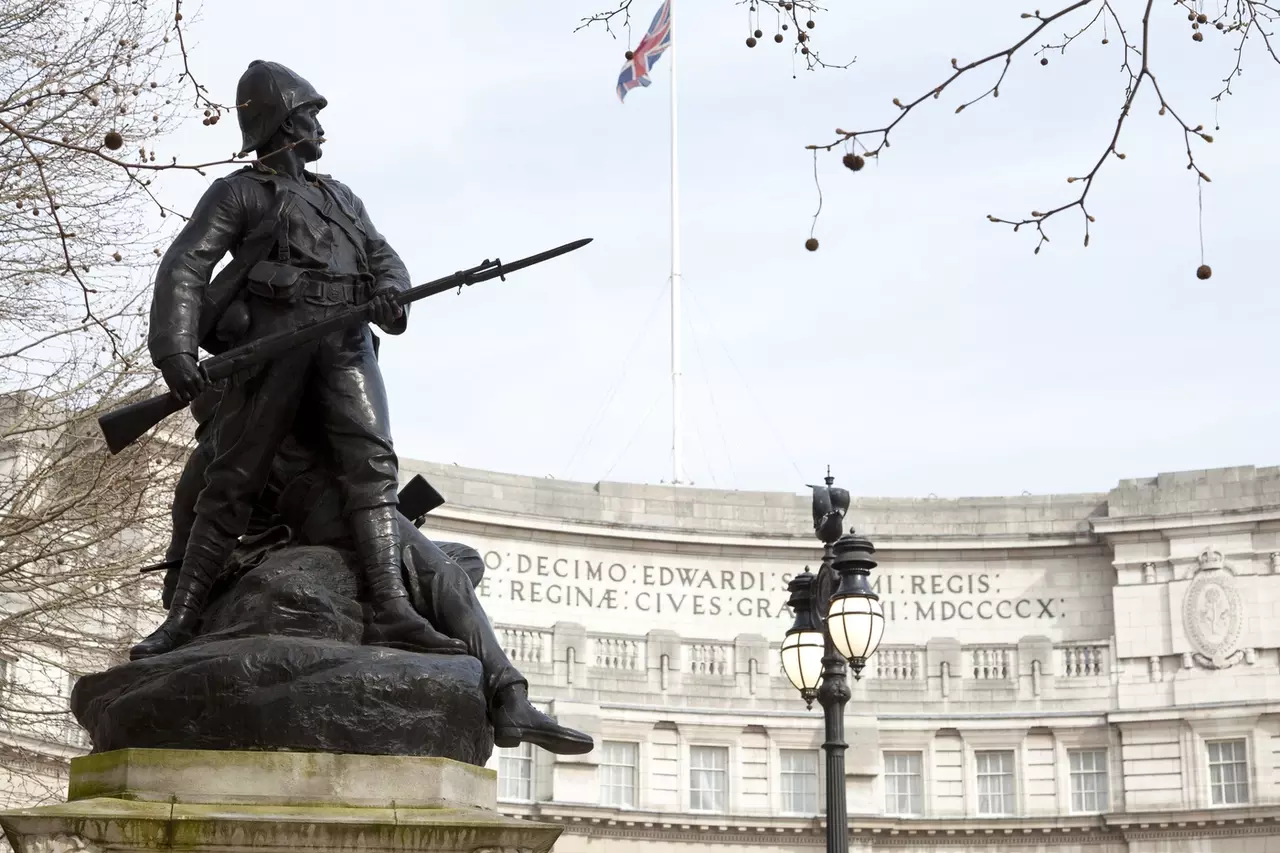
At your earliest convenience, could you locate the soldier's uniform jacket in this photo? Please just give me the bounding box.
[149,166,411,365]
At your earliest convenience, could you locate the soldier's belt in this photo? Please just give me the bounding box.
[299,272,374,307]
[246,261,373,306]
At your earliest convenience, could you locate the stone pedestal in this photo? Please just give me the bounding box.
[0,749,561,853]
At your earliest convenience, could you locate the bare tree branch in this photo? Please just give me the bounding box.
[578,0,853,72]
[581,1,1279,260]
[0,0,214,804]
[802,0,1277,254]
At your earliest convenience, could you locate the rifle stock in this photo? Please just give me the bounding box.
[96,237,592,454]
[99,392,189,455]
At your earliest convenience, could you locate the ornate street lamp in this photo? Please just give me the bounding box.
[780,472,885,853]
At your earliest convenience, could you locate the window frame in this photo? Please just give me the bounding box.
[1067,748,1110,814]
[688,744,730,814]
[778,748,821,816]
[973,749,1018,817]
[882,750,925,817]
[496,741,535,803]
[1206,737,1250,807]
[599,740,640,809]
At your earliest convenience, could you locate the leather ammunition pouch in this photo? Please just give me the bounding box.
[246,260,306,302]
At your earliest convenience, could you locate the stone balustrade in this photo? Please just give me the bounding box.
[498,625,553,667]
[590,634,645,672]
[970,646,1013,681]
[493,622,1116,708]
[874,646,924,681]
[1060,642,1107,677]
[686,642,732,676]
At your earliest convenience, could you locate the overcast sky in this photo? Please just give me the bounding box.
[153,1,1280,499]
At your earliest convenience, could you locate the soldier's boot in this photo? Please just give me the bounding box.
[130,559,216,660]
[356,505,468,654]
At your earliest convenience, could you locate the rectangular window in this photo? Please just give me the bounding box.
[883,751,924,816]
[497,742,533,802]
[779,749,819,814]
[689,746,728,812]
[600,741,638,808]
[1207,739,1250,806]
[974,750,1016,816]
[1068,749,1109,813]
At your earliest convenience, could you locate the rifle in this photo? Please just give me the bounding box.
[99,238,592,455]
[139,474,447,574]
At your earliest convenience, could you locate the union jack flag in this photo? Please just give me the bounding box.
[616,0,672,102]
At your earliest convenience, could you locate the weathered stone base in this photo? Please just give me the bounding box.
[0,748,560,853]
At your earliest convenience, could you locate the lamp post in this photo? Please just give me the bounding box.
[780,473,885,853]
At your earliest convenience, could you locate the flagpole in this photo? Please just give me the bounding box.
[669,1,683,486]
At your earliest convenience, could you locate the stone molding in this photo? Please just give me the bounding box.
[430,503,1098,553]
[505,803,1280,847]
[405,459,1280,546]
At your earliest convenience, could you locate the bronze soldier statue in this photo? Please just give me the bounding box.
[133,60,453,659]
[155,384,592,755]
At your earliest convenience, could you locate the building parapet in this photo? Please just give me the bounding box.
[501,622,1119,713]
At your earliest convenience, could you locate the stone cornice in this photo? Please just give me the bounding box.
[499,802,1280,846]
[428,505,1100,553]
[1090,505,1280,535]
[1109,803,1280,841]
[403,459,1280,547]
[1108,699,1280,724]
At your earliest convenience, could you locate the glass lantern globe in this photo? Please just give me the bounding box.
[827,590,884,676]
[827,534,885,678]
[781,626,825,703]
[780,568,824,708]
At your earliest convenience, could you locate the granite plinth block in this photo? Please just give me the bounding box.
[0,748,560,853]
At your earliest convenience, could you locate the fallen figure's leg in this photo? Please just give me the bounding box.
[402,521,593,756]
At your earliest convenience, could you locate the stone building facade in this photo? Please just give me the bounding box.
[3,456,1280,852]
[398,459,1280,853]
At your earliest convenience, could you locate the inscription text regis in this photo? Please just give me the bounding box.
[472,550,1068,625]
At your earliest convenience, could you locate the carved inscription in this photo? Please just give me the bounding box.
[473,548,1070,629]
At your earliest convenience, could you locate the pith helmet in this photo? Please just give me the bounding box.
[235,60,328,156]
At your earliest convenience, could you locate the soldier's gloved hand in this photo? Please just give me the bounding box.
[159,353,207,403]
[367,289,404,329]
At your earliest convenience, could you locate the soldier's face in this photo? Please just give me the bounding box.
[287,104,325,162]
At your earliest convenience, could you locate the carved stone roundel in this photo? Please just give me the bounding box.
[1182,566,1244,668]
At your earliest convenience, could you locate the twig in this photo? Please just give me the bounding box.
[11,132,122,351]
[988,1,1215,252]
[171,0,231,114]
[801,0,1276,252]
[807,2,1094,159]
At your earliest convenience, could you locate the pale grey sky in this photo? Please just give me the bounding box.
[153,1,1280,498]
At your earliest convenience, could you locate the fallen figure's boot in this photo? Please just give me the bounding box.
[492,683,594,755]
